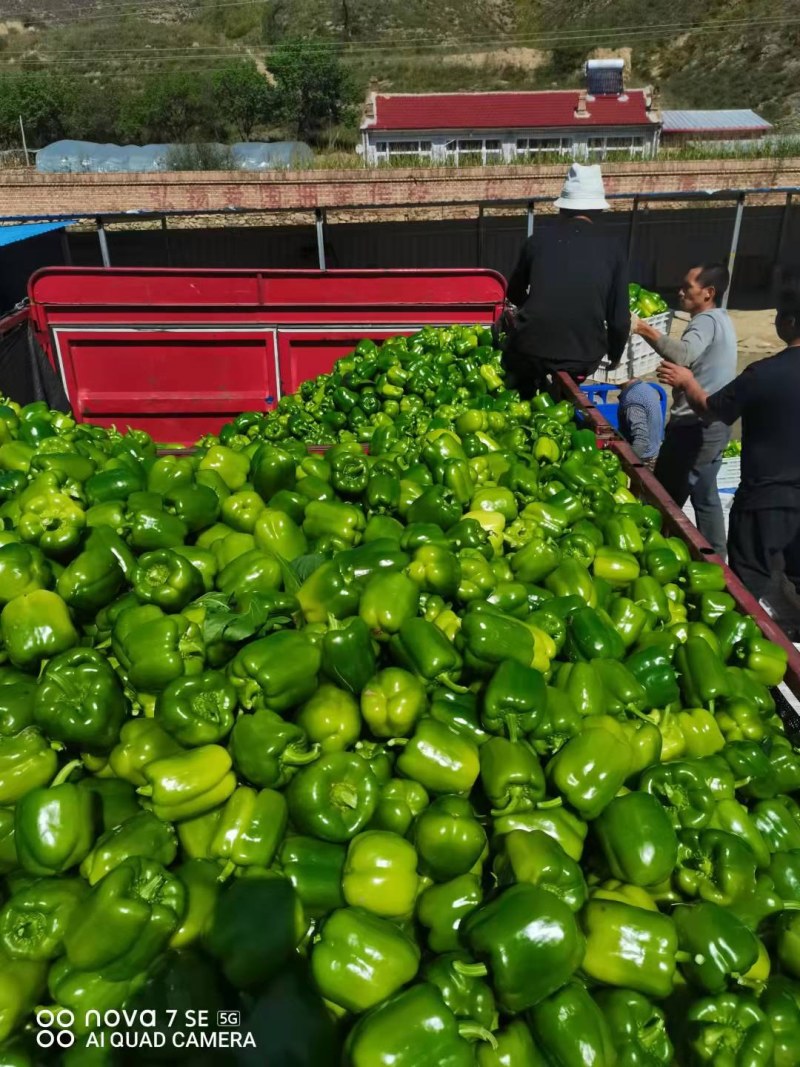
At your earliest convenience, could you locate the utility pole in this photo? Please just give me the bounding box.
[19,116,30,167]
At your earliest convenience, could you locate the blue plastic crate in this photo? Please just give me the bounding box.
[579,382,667,432]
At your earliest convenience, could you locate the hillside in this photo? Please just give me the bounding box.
[0,0,797,139]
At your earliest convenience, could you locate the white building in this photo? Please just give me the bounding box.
[360,61,661,166]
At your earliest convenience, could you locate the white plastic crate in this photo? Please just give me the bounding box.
[593,311,674,384]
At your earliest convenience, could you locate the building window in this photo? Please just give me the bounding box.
[372,139,433,163]
[444,138,503,165]
[515,137,569,158]
[587,136,606,156]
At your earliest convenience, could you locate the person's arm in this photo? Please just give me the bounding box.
[635,315,715,368]
[657,362,745,424]
[605,253,631,367]
[506,240,533,307]
[622,403,653,460]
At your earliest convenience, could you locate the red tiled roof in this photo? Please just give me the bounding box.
[365,90,654,132]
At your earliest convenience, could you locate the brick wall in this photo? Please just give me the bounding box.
[1,158,798,220]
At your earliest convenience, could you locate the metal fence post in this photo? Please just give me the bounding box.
[161,216,171,267]
[526,201,534,238]
[96,218,111,268]
[723,194,746,309]
[315,208,327,271]
[627,195,639,263]
[476,204,484,267]
[774,192,794,287]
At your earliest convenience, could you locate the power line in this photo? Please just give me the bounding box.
[4,14,800,69]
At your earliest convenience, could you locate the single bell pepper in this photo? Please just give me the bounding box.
[584,715,662,777]
[683,560,726,594]
[276,835,346,918]
[15,763,96,876]
[216,548,282,598]
[108,718,180,787]
[417,874,483,954]
[35,646,127,754]
[674,827,758,906]
[303,499,365,546]
[197,445,250,491]
[529,981,616,1066]
[227,630,321,711]
[565,605,626,661]
[391,618,465,690]
[1,589,78,671]
[687,993,775,1066]
[18,486,85,558]
[595,791,678,887]
[319,616,377,697]
[407,543,461,599]
[208,785,287,873]
[716,611,760,662]
[63,856,186,981]
[254,506,308,561]
[462,884,584,1013]
[361,667,427,739]
[296,683,361,754]
[80,811,177,886]
[230,706,319,789]
[593,659,647,711]
[645,547,683,585]
[56,544,126,618]
[423,953,496,1033]
[554,661,607,718]
[359,571,419,640]
[396,720,480,795]
[544,558,597,606]
[370,778,430,837]
[493,829,587,912]
[456,549,497,603]
[592,547,640,588]
[0,950,47,1045]
[343,982,476,1067]
[138,744,236,822]
[0,669,39,737]
[414,795,486,882]
[480,736,546,816]
[760,977,800,1067]
[625,644,680,710]
[154,669,236,748]
[603,515,644,555]
[459,608,552,676]
[715,700,770,745]
[342,830,419,918]
[676,637,731,710]
[674,900,760,992]
[752,796,800,853]
[296,559,361,623]
[595,989,673,1067]
[581,900,679,998]
[546,725,632,819]
[0,877,87,962]
[287,752,380,842]
[113,606,205,692]
[744,635,788,687]
[482,659,547,741]
[0,542,52,605]
[313,907,420,1014]
[127,502,188,552]
[640,756,732,829]
[509,538,561,584]
[475,1020,542,1067]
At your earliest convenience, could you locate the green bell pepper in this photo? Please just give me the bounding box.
[287,752,380,842]
[230,707,319,789]
[80,810,177,887]
[342,829,419,918]
[396,720,480,795]
[414,795,486,882]
[581,900,679,998]
[462,884,584,1013]
[34,647,127,753]
[529,981,615,1066]
[361,667,427,738]
[546,725,632,819]
[594,791,678,887]
[1,589,78,671]
[686,993,775,1065]
[276,835,346,918]
[0,877,87,962]
[313,906,420,1014]
[108,718,180,787]
[138,744,236,822]
[493,829,587,912]
[208,785,287,873]
[227,630,321,711]
[674,900,760,992]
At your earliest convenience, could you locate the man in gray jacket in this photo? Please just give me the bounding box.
[634,263,737,558]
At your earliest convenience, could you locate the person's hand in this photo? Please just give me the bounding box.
[657,361,692,388]
[633,317,659,341]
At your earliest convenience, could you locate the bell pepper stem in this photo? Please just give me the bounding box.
[458,1024,498,1049]
[217,860,237,883]
[137,785,154,797]
[452,961,489,979]
[440,676,470,694]
[51,758,83,786]
[536,797,564,810]
[284,743,322,767]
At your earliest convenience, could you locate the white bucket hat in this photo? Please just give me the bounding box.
[553,163,610,211]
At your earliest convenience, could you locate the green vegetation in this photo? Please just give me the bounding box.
[0,0,796,157]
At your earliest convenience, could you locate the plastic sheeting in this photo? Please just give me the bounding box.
[36,140,313,173]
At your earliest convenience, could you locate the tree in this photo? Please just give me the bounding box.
[268,37,359,143]
[212,60,272,141]
[0,70,72,149]
[124,71,211,143]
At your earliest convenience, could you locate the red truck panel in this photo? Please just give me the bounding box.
[28,268,505,444]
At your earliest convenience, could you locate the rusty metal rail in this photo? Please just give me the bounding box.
[556,372,800,718]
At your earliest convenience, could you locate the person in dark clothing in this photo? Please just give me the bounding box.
[502,163,630,397]
[657,280,800,604]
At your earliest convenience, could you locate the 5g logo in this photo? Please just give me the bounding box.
[35,1009,76,1049]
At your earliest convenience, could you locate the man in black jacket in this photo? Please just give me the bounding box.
[503,163,630,396]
